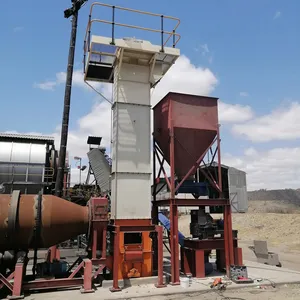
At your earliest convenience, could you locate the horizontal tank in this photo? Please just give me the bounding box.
[0,194,88,251]
[153,92,219,178]
[0,133,58,194]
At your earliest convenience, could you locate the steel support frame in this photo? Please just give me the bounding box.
[109,224,166,292]
[0,262,25,300]
[1,199,111,297]
[0,256,97,298]
[152,107,235,282]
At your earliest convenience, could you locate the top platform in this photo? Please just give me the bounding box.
[83,2,181,86]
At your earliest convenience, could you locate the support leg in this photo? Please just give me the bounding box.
[234,248,243,266]
[227,205,234,265]
[110,226,121,292]
[169,203,180,285]
[80,259,94,293]
[180,247,192,276]
[223,206,230,277]
[155,226,166,288]
[7,263,24,300]
[194,249,205,278]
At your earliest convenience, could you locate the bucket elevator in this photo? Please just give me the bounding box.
[0,3,243,299]
[0,3,181,298]
[83,1,180,285]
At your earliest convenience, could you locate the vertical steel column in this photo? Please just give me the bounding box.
[110,226,121,292]
[102,227,107,259]
[80,259,94,293]
[55,8,79,197]
[218,124,234,275]
[227,204,234,264]
[155,225,166,288]
[217,124,223,198]
[11,263,24,299]
[152,138,158,224]
[48,245,60,262]
[92,229,97,259]
[152,138,158,275]
[169,100,180,285]
[223,205,230,276]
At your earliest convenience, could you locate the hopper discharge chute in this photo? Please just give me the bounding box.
[153,92,219,180]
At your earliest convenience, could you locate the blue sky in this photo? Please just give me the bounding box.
[1,1,300,189]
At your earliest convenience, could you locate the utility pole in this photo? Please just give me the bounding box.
[55,0,87,197]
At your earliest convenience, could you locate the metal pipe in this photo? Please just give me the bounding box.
[217,124,223,197]
[55,7,79,197]
[160,15,164,52]
[111,6,115,45]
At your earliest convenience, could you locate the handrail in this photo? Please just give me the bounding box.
[85,19,181,49]
[83,2,181,73]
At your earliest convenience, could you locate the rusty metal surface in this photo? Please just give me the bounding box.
[153,92,219,178]
[0,194,89,251]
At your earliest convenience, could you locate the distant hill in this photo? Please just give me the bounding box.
[248,189,300,206]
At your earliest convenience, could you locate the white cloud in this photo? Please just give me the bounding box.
[194,43,213,64]
[69,167,89,186]
[218,101,254,123]
[33,81,57,91]
[33,69,108,97]
[232,101,300,142]
[239,92,249,97]
[273,11,281,20]
[13,26,24,33]
[200,43,209,55]
[151,55,218,106]
[25,54,255,186]
[223,146,300,190]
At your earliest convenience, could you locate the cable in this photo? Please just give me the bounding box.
[252,277,276,288]
[84,80,113,104]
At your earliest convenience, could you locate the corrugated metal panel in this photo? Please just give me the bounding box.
[87,148,111,192]
[0,132,54,142]
[0,140,47,193]
[0,142,46,164]
[228,167,248,213]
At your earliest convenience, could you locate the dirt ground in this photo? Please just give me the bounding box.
[137,284,300,299]
[178,203,300,272]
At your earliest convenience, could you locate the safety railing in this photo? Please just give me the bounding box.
[83,2,181,73]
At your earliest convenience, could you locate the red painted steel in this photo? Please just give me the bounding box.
[195,250,205,278]
[0,196,113,298]
[155,225,166,288]
[0,272,14,291]
[152,92,240,284]
[153,92,219,178]
[234,248,243,266]
[47,246,60,263]
[23,278,84,290]
[110,226,121,292]
[81,259,94,293]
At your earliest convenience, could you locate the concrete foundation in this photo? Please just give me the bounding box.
[9,260,300,300]
[102,275,167,289]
